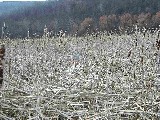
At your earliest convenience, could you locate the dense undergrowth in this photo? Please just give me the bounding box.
[0,29,160,119]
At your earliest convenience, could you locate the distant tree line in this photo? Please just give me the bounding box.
[1,0,160,38]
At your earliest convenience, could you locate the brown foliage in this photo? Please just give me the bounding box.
[99,15,108,30]
[99,14,117,31]
[120,13,133,28]
[152,11,160,27]
[79,17,94,35]
[137,13,152,28]
[80,18,93,29]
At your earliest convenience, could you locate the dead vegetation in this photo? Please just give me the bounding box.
[0,28,160,119]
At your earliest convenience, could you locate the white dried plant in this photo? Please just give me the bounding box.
[0,28,160,119]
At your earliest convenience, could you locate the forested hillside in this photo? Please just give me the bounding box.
[1,0,160,38]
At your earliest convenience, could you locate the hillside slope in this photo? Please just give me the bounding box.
[1,0,160,38]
